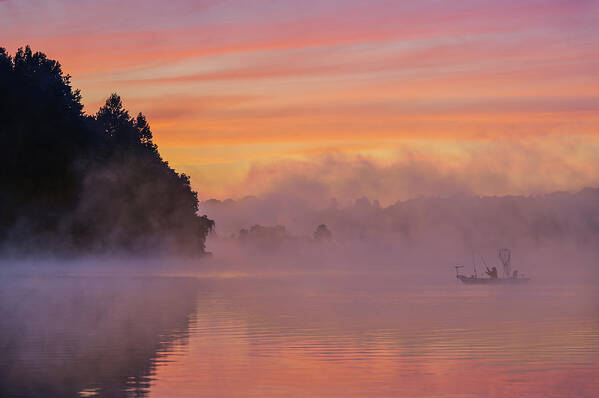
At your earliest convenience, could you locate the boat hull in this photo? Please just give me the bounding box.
[457,275,530,285]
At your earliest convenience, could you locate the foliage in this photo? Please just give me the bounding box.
[0,46,213,255]
[313,224,333,242]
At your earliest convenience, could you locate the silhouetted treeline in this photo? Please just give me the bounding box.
[0,46,213,255]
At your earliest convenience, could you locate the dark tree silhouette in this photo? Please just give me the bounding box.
[0,46,213,255]
[313,224,333,242]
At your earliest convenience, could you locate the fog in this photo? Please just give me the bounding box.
[2,183,598,396]
[197,185,599,285]
[3,133,599,396]
[0,269,200,397]
[1,255,597,397]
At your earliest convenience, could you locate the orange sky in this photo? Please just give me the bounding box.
[2,0,599,200]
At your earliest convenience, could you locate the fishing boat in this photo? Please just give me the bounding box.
[456,273,530,285]
[454,248,530,285]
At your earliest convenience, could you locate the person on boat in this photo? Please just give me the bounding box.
[485,266,498,279]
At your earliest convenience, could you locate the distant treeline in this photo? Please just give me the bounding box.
[0,46,213,255]
[202,189,599,248]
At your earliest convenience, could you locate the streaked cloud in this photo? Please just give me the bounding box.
[2,0,598,199]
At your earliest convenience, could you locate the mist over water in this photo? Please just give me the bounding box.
[148,273,599,398]
[2,168,599,397]
[0,267,206,397]
[1,242,598,398]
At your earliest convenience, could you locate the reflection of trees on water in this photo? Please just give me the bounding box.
[0,275,200,397]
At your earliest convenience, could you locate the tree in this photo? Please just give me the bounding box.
[0,46,213,255]
[314,224,333,242]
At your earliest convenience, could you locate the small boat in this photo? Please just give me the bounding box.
[454,248,530,285]
[456,274,530,285]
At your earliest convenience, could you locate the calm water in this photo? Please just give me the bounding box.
[1,271,598,397]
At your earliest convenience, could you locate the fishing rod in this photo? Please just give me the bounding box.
[471,251,478,278]
[480,255,489,268]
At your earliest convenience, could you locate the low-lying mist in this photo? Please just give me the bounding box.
[2,256,596,398]
[199,184,599,283]
[0,271,200,397]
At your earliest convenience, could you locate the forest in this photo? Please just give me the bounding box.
[0,46,214,255]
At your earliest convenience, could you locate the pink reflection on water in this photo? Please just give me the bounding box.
[148,276,599,397]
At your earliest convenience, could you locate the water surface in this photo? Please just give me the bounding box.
[1,271,598,397]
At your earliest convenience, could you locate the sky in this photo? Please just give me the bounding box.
[2,0,599,203]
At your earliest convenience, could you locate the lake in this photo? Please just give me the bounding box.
[1,269,598,397]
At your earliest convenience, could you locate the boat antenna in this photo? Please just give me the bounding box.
[498,248,511,278]
[471,251,478,277]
